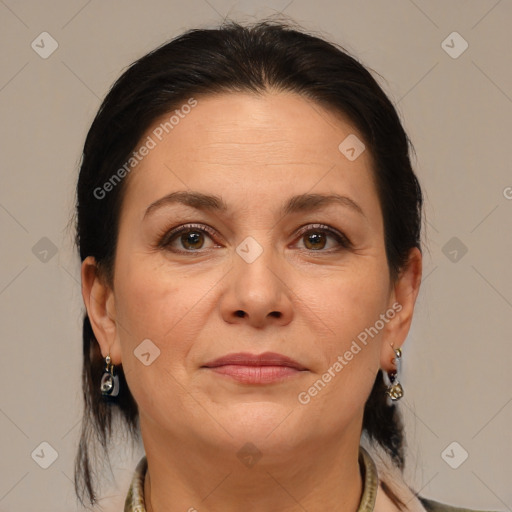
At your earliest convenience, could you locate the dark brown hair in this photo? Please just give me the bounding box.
[74,18,422,509]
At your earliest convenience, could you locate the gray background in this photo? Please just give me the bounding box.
[1,1,511,511]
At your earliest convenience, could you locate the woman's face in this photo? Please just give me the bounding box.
[86,91,420,459]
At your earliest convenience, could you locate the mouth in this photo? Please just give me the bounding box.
[201,351,308,385]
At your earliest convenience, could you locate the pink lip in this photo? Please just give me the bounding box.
[202,352,307,370]
[201,352,308,384]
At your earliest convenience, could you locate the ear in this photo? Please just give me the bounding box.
[81,256,122,365]
[380,247,422,372]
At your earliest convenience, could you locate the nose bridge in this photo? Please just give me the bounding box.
[233,232,280,290]
[222,230,293,325]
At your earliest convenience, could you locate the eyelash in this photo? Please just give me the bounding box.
[157,223,352,254]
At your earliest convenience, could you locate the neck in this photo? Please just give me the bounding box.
[141,419,364,512]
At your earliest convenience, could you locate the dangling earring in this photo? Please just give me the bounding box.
[100,354,120,399]
[385,345,403,401]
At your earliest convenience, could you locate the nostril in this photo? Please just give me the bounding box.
[235,310,245,318]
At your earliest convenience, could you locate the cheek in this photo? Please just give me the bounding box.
[309,261,390,341]
[290,276,388,437]
[115,267,188,343]
[299,277,388,410]
[113,254,224,372]
[299,262,389,395]
[112,260,206,416]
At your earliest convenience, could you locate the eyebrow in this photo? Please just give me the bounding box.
[143,190,365,219]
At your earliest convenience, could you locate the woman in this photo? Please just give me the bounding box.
[73,20,492,512]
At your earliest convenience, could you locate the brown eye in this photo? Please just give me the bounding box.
[179,230,205,250]
[295,224,351,252]
[159,223,218,253]
[303,231,327,250]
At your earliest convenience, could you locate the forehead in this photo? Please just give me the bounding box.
[146,91,363,161]
[120,91,379,220]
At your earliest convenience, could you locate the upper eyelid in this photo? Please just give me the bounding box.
[160,223,217,245]
[161,222,350,247]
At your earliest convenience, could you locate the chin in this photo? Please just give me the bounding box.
[214,402,302,441]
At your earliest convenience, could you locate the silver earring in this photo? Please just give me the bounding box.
[385,347,403,401]
[100,354,120,398]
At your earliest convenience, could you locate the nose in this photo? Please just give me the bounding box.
[219,237,294,328]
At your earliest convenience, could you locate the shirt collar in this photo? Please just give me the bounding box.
[124,446,378,512]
